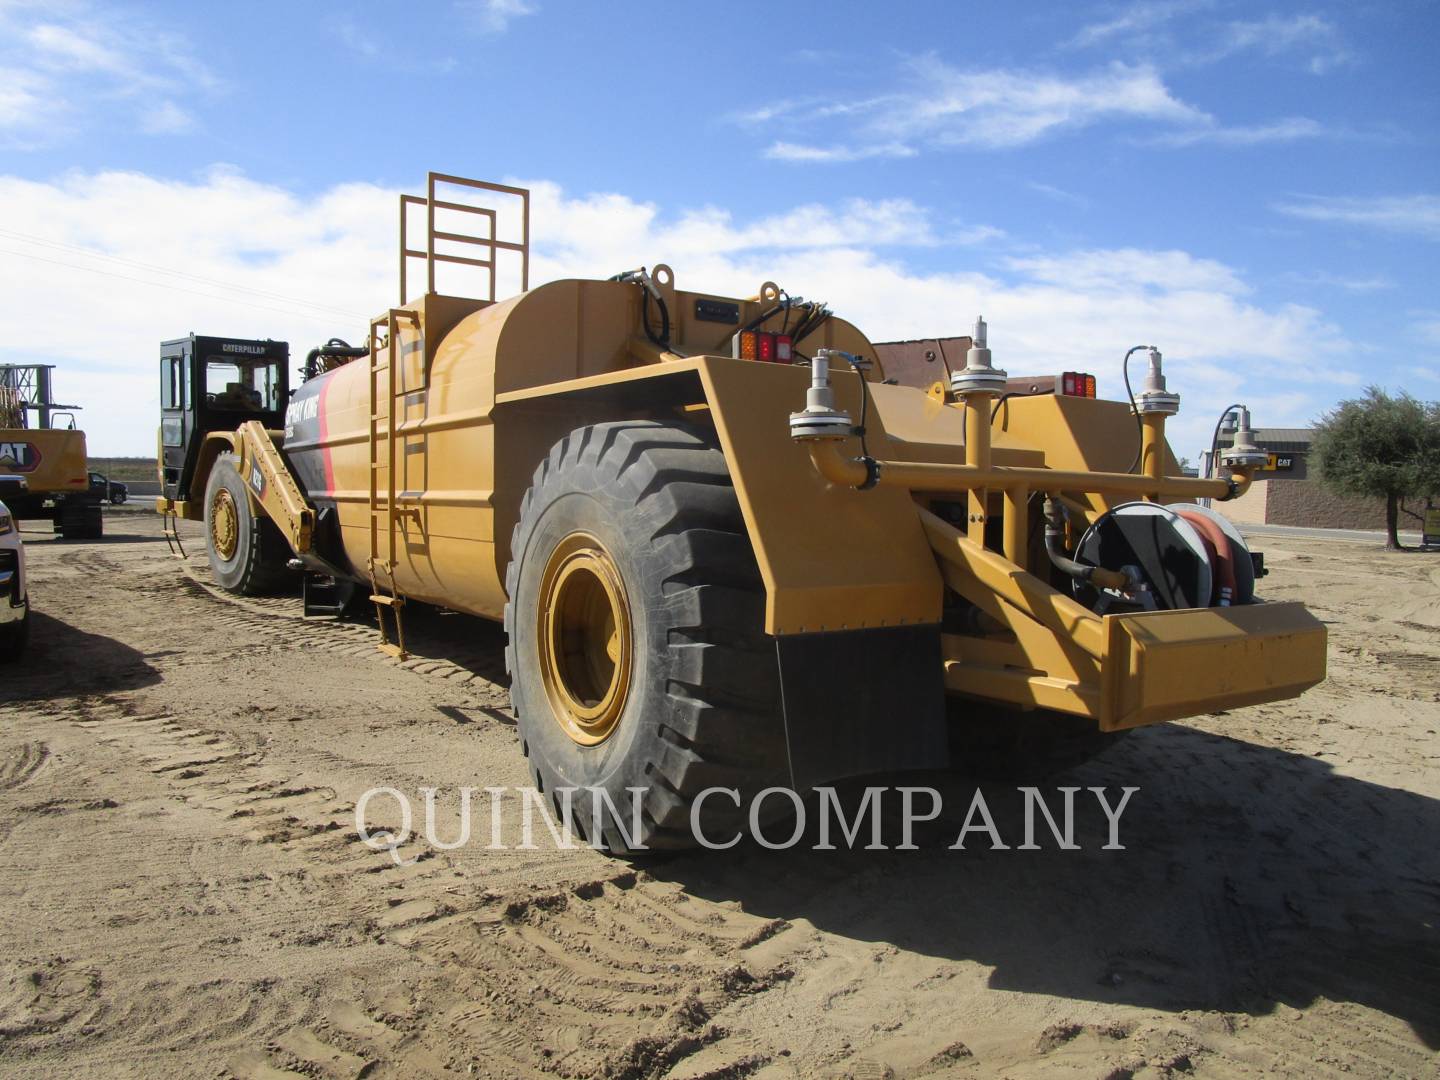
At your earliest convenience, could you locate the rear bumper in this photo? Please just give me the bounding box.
[1099,600,1327,731]
[942,600,1327,732]
[0,565,25,624]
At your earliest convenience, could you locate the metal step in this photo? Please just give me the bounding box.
[302,573,355,617]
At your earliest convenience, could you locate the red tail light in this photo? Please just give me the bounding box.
[733,331,794,363]
[1059,371,1097,398]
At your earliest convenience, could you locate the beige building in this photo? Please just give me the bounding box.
[1207,428,1393,530]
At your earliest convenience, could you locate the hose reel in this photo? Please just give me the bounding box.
[1071,502,1257,614]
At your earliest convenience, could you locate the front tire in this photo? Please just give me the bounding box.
[504,422,789,851]
[204,454,290,594]
[0,602,28,661]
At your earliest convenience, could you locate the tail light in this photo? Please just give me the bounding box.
[733,331,794,363]
[1059,371,1097,398]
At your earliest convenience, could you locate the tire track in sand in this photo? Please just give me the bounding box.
[49,696,796,1079]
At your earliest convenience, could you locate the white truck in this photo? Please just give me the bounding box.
[0,498,29,659]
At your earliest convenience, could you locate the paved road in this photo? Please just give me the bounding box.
[1236,521,1430,546]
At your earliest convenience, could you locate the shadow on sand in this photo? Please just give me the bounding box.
[0,611,161,703]
[648,723,1440,1049]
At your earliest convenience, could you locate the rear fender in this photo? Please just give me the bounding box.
[173,431,237,520]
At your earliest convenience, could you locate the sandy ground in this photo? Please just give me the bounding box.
[0,506,1437,1079]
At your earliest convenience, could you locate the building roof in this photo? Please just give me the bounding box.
[1217,427,1313,452]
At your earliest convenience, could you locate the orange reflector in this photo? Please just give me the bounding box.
[1084,373,1097,398]
[733,331,758,360]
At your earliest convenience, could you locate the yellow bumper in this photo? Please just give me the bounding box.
[1100,601,1327,731]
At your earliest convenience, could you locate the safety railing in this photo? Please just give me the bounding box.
[399,172,530,305]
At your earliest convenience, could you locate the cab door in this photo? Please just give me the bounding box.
[158,340,191,501]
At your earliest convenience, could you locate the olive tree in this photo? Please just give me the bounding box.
[1310,387,1440,550]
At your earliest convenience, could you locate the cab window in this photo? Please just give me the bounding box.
[204,357,281,411]
[160,356,184,409]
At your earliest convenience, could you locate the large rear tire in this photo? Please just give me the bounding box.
[504,422,789,851]
[204,454,290,595]
[57,498,102,540]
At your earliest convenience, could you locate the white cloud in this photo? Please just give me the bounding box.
[733,45,1360,158]
[1216,14,1352,73]
[764,141,916,163]
[874,58,1207,148]
[1281,271,1393,293]
[139,100,196,135]
[0,1,213,145]
[1275,194,1440,240]
[521,184,983,271]
[459,0,538,34]
[1026,181,1088,208]
[1148,116,1326,146]
[1068,4,1351,74]
[1066,0,1210,50]
[0,168,1341,459]
[1004,248,1248,294]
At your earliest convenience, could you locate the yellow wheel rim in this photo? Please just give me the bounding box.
[538,532,633,746]
[210,488,239,561]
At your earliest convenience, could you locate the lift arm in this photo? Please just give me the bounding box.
[232,421,314,554]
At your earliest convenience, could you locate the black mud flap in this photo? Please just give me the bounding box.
[775,624,949,790]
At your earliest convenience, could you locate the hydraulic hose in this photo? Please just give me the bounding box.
[1207,403,1245,479]
[642,288,670,349]
[1042,498,1131,591]
[303,339,369,381]
[1122,345,1148,474]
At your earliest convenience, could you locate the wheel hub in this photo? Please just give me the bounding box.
[210,488,239,561]
[538,532,633,746]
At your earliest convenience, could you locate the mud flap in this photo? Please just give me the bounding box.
[775,625,949,790]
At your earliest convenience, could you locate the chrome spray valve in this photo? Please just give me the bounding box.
[789,350,854,440]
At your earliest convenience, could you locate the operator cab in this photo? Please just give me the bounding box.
[160,335,289,503]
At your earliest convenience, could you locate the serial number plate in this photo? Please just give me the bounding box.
[694,298,740,324]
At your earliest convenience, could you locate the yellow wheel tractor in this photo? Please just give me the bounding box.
[157,172,1326,849]
[0,364,102,540]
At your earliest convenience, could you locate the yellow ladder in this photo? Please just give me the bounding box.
[367,309,418,659]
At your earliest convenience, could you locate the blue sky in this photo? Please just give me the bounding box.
[1,0,1436,456]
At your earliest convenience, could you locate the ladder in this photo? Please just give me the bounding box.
[367,308,419,659]
[161,503,187,559]
[365,173,531,659]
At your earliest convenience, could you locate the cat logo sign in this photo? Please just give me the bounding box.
[0,441,40,473]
